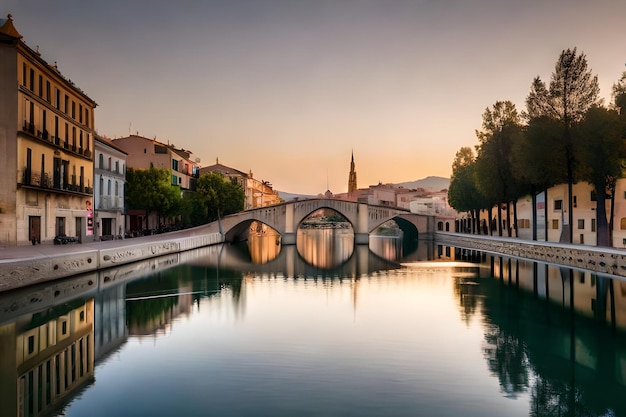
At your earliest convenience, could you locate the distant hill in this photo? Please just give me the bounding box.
[278,191,315,202]
[393,176,449,191]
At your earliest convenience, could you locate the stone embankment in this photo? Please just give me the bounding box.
[0,227,223,293]
[436,231,626,279]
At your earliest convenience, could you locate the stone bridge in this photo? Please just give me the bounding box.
[219,198,435,245]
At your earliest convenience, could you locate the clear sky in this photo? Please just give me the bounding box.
[5,0,626,195]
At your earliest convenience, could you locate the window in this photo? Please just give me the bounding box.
[22,63,26,86]
[552,219,559,229]
[591,219,596,232]
[108,157,111,171]
[28,335,35,354]
[56,217,65,236]
[71,101,75,119]
[578,219,584,230]
[554,200,562,210]
[85,109,89,127]
[79,104,83,123]
[172,159,178,170]
[107,179,111,195]
[591,191,597,201]
[99,177,103,196]
[46,81,50,102]
[115,181,118,196]
[55,88,60,109]
[38,74,42,96]
[573,196,577,208]
[64,94,69,113]
[29,68,34,90]
[99,153,103,169]
[115,161,119,173]
[621,218,626,230]
[61,320,67,335]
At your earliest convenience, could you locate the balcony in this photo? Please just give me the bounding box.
[20,168,51,188]
[19,167,92,195]
[22,120,34,134]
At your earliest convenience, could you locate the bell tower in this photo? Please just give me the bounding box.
[348,151,357,194]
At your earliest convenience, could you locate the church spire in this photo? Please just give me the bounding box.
[348,151,357,194]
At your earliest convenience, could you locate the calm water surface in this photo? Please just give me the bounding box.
[2,232,626,416]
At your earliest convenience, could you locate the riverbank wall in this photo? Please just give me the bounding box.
[436,231,626,279]
[0,232,224,293]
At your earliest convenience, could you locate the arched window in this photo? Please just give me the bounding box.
[115,181,118,196]
[107,179,111,195]
[437,221,443,231]
[99,153,103,169]
[445,222,450,232]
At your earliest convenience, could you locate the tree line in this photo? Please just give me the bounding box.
[448,48,626,247]
[126,166,245,231]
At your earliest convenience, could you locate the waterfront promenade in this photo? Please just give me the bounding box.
[0,222,223,292]
[436,231,626,280]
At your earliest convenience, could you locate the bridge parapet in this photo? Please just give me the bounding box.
[220,198,433,244]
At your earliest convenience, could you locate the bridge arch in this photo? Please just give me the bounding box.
[219,198,434,244]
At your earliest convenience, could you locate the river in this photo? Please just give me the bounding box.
[1,228,625,416]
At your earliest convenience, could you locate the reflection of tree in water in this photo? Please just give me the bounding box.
[475,268,626,417]
[126,271,180,329]
[452,278,481,324]
[483,324,530,397]
[529,375,595,417]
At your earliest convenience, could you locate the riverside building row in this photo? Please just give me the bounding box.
[0,15,280,246]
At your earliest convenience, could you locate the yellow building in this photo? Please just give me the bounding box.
[0,298,95,417]
[0,15,97,245]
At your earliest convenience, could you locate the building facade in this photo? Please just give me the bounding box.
[0,15,97,246]
[94,136,127,239]
[111,135,201,192]
[200,161,281,210]
[111,135,201,231]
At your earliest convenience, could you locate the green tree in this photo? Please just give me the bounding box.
[512,116,564,240]
[126,166,181,229]
[448,147,485,234]
[525,48,600,242]
[577,106,624,247]
[474,101,524,236]
[195,172,245,222]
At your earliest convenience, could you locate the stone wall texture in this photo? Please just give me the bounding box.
[436,232,626,278]
[0,233,223,292]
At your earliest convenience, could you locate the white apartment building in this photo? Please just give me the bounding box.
[94,136,127,239]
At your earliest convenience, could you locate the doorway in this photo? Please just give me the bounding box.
[29,216,41,244]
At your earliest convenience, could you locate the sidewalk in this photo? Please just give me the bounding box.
[0,223,221,263]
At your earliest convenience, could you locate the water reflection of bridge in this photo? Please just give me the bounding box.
[183,243,435,278]
[220,198,434,245]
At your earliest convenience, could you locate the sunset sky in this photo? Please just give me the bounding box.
[5,0,626,195]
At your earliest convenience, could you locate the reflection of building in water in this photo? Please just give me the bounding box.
[297,228,354,269]
[95,284,127,361]
[126,281,193,338]
[248,223,281,264]
[0,298,95,417]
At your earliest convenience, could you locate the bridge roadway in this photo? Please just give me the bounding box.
[219,198,435,244]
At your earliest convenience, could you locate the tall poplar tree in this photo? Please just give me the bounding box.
[474,101,523,236]
[525,48,600,243]
[448,147,484,234]
[576,106,623,247]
